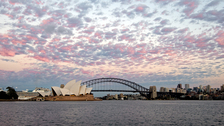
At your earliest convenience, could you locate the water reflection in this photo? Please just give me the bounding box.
[0,101,223,125]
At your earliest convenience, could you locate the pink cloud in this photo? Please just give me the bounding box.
[33,55,50,62]
[121,28,129,33]
[179,0,198,16]
[27,50,35,54]
[215,30,224,46]
[94,31,103,39]
[82,30,94,35]
[26,35,38,41]
[5,14,14,19]
[51,37,61,42]
[183,34,196,43]
[135,4,149,13]
[161,27,176,33]
[177,28,189,33]
[95,61,105,65]
[127,47,135,55]
[0,48,16,57]
[196,42,206,48]
[191,13,204,19]
[115,44,125,52]
[164,49,177,56]
[119,34,135,42]
[35,0,44,5]
[149,50,160,54]
[136,6,144,11]
[89,38,101,43]
[34,40,46,45]
[60,45,73,52]
[81,69,94,76]
[11,39,26,45]
[28,70,41,74]
[9,0,20,5]
[155,0,175,2]
[137,48,147,54]
[41,18,55,26]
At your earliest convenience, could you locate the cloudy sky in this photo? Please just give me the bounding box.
[0,0,224,91]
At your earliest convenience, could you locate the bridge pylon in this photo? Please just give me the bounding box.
[149,86,157,99]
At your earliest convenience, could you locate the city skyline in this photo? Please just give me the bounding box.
[0,0,224,90]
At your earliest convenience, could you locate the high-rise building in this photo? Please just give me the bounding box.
[207,85,211,93]
[160,87,165,92]
[221,84,224,92]
[193,87,199,92]
[165,88,169,92]
[199,85,202,89]
[177,84,182,89]
[185,84,189,90]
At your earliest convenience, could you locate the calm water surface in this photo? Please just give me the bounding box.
[0,100,223,126]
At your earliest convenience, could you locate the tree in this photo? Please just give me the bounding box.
[6,87,18,99]
[0,91,9,99]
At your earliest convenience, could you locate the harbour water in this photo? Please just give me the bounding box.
[0,100,223,126]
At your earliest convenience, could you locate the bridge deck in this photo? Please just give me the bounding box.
[91,90,184,94]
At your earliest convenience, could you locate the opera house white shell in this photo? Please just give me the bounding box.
[51,79,92,96]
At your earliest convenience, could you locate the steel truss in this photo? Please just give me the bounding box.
[81,78,150,98]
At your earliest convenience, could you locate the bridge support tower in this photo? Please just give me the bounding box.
[149,86,157,99]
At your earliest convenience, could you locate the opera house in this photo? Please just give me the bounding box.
[45,79,95,101]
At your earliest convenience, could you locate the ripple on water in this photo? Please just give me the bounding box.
[0,101,224,126]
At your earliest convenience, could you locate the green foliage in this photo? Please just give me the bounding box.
[6,87,18,99]
[0,91,10,99]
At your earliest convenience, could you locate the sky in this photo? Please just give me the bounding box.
[0,0,224,92]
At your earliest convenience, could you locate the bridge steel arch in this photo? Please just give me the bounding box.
[81,78,150,99]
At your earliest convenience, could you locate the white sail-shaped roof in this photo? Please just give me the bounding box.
[79,85,86,95]
[70,80,81,96]
[52,86,62,96]
[60,88,70,96]
[38,92,51,97]
[64,79,76,90]
[85,88,92,94]
[51,80,92,96]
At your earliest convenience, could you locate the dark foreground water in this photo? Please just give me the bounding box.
[0,100,223,126]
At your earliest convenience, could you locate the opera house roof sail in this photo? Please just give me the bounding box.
[51,79,92,96]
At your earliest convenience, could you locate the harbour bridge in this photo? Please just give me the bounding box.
[81,78,184,99]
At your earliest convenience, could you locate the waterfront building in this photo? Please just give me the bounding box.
[176,88,181,93]
[114,94,118,100]
[185,84,189,90]
[186,88,192,94]
[193,87,199,92]
[170,88,176,93]
[120,93,124,98]
[177,84,182,89]
[165,88,170,92]
[202,86,207,91]
[0,87,5,92]
[211,88,216,94]
[51,79,92,96]
[181,89,187,94]
[32,87,51,97]
[160,87,165,92]
[17,92,40,100]
[221,84,224,92]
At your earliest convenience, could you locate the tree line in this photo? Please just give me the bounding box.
[0,87,18,99]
